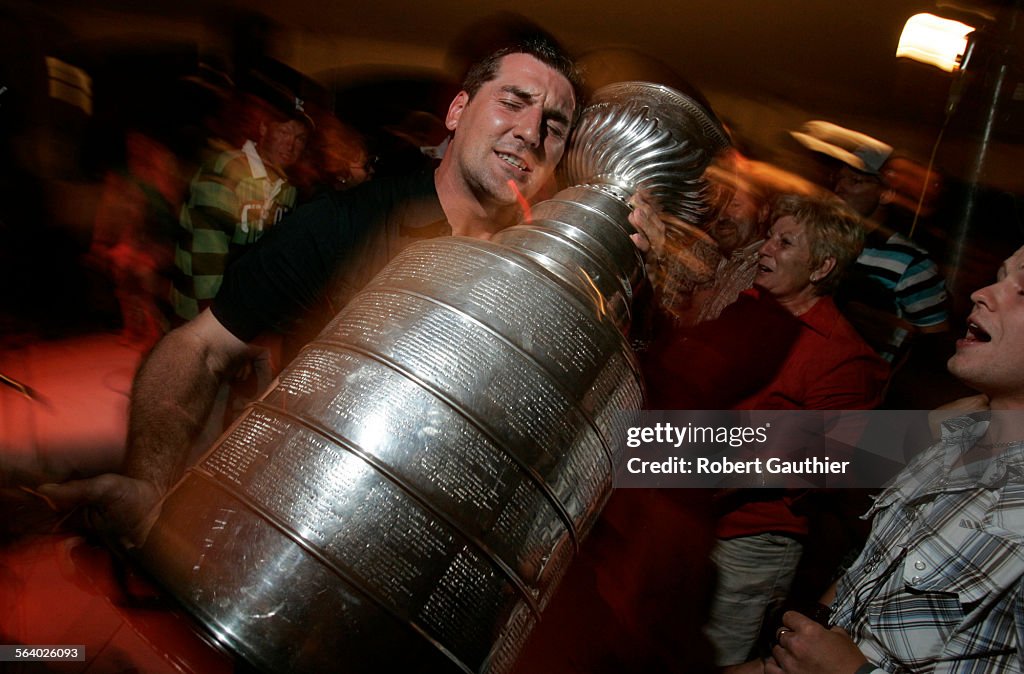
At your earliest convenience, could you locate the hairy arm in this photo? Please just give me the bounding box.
[39,309,250,546]
[123,308,250,491]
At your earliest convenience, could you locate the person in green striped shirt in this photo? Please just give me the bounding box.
[170,85,311,322]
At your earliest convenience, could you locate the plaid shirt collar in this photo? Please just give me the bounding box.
[871,414,1024,515]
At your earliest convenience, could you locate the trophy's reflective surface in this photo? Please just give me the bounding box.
[137,82,729,673]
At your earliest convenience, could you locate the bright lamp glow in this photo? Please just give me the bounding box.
[897,13,975,72]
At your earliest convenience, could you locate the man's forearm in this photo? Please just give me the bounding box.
[122,326,232,492]
[36,311,247,547]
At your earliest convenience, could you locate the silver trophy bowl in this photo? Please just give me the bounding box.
[136,82,728,673]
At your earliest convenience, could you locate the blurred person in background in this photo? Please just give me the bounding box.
[166,76,313,448]
[690,157,772,324]
[791,121,950,367]
[290,110,374,201]
[642,194,887,667]
[169,77,312,323]
[641,157,800,407]
[694,156,825,324]
[89,129,185,350]
[643,215,721,331]
[702,194,889,667]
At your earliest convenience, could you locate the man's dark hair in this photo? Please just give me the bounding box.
[461,35,583,119]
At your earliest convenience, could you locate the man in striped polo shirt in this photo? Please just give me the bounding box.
[792,122,950,364]
[833,159,951,364]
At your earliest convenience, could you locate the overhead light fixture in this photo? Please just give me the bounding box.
[896,13,975,72]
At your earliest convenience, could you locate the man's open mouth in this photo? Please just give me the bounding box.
[965,321,991,343]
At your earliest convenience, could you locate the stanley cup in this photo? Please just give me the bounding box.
[136,82,729,673]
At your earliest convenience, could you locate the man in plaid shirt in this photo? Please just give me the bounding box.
[733,244,1024,673]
